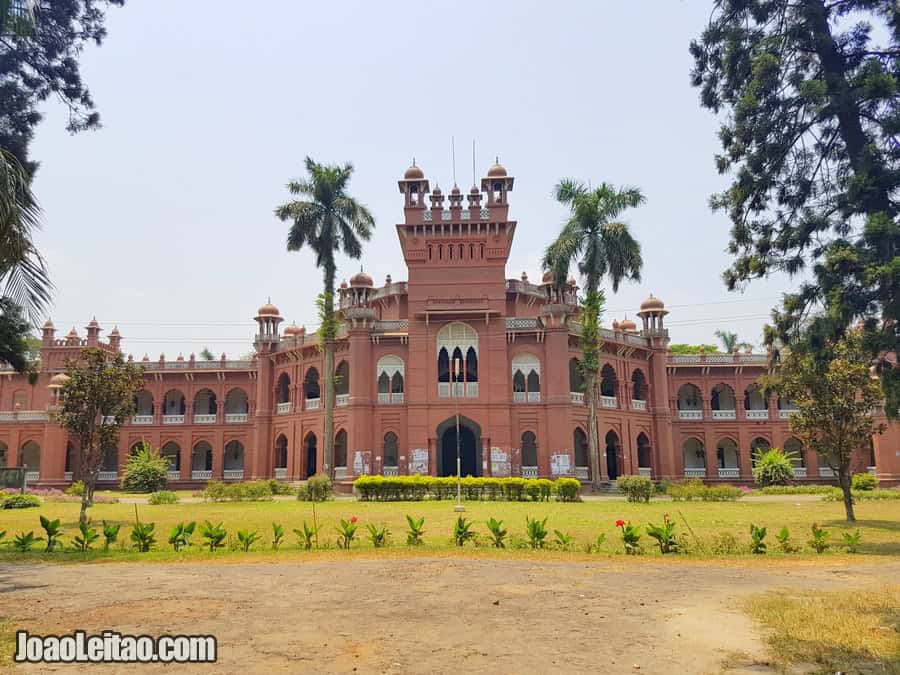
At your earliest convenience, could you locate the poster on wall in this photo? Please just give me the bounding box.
[353,450,372,476]
[409,448,428,475]
[550,453,572,477]
[490,448,510,477]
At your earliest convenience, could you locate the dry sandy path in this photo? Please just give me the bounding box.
[3,557,898,674]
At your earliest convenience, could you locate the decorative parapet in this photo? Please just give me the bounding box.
[668,354,768,365]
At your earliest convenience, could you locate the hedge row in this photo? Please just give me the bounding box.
[353,475,582,502]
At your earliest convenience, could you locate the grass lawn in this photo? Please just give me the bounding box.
[0,495,897,561]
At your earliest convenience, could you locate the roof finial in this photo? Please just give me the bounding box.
[495,155,499,163]
[412,157,416,166]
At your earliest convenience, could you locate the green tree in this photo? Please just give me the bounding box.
[761,331,885,521]
[690,1,900,417]
[714,330,752,353]
[275,157,374,478]
[543,179,644,487]
[56,348,145,523]
[669,343,720,356]
[199,347,215,361]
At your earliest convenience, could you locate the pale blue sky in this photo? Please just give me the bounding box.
[30,0,794,357]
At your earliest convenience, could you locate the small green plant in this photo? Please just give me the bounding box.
[808,523,830,554]
[850,472,878,491]
[236,529,261,552]
[525,516,549,549]
[167,521,196,552]
[749,523,767,554]
[13,531,41,552]
[39,515,63,552]
[120,442,169,493]
[842,529,862,554]
[616,519,641,555]
[130,521,156,552]
[485,517,507,548]
[751,447,798,486]
[73,521,100,552]
[553,530,573,550]
[405,516,425,546]
[271,523,285,550]
[335,517,359,550]
[294,521,320,550]
[646,513,679,554]
[65,480,85,496]
[200,520,227,552]
[2,494,41,509]
[617,475,654,502]
[710,532,743,555]
[453,516,476,547]
[775,526,796,553]
[584,532,607,554]
[298,474,333,502]
[148,490,179,505]
[366,523,390,548]
[102,521,120,551]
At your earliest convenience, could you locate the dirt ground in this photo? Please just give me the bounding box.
[3,557,898,674]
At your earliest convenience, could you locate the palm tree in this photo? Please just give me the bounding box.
[715,330,752,353]
[0,147,51,323]
[275,157,374,479]
[543,179,645,489]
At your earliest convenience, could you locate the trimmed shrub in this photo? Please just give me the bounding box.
[351,475,581,502]
[850,472,878,491]
[617,475,653,503]
[667,479,742,502]
[148,490,179,505]
[120,443,168,493]
[2,494,41,509]
[755,485,835,495]
[267,480,296,496]
[65,481,85,496]
[822,487,900,501]
[202,480,273,502]
[554,478,582,502]
[751,447,796,487]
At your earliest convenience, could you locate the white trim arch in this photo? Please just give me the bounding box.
[437,321,479,398]
[377,355,405,404]
[437,321,478,353]
[511,353,541,402]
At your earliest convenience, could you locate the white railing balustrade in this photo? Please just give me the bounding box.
[305,398,320,410]
[793,467,807,478]
[778,409,795,420]
[378,393,391,404]
[274,468,287,480]
[276,402,291,414]
[438,383,450,398]
[632,399,647,411]
[818,467,836,478]
[64,472,73,481]
[163,414,185,424]
[685,467,706,478]
[718,467,740,479]
[336,394,349,407]
[712,410,736,420]
[600,395,617,409]
[575,466,589,481]
[167,470,181,481]
[132,415,153,425]
[466,382,478,397]
[383,466,399,477]
[678,410,703,420]
[570,392,584,405]
[0,412,13,422]
[745,410,769,420]
[25,471,39,482]
[101,416,117,425]
[225,413,248,423]
[868,466,877,476]
[224,469,244,481]
[513,391,526,403]
[98,471,117,482]
[391,392,404,404]
[193,414,216,424]
[638,467,652,478]
[522,466,538,479]
[527,391,541,403]
[18,411,49,422]
[191,470,212,480]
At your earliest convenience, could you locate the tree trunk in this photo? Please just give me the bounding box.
[585,370,601,490]
[838,465,856,522]
[322,265,336,480]
[79,492,89,525]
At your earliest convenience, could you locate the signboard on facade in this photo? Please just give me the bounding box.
[409,448,428,475]
[550,453,572,477]
[490,447,510,477]
[353,450,372,476]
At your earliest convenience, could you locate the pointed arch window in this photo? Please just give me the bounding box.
[511,354,541,402]
[437,322,479,398]
[377,355,405,404]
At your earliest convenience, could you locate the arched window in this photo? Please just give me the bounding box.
[12,390,27,409]
[677,384,702,411]
[391,371,403,393]
[682,438,705,470]
[20,440,40,471]
[637,433,651,469]
[438,348,450,383]
[303,368,320,400]
[744,385,767,411]
[335,361,350,396]
[784,437,805,468]
[134,390,154,416]
[383,432,398,467]
[631,369,647,401]
[573,428,588,469]
[511,353,541,402]
[194,389,217,416]
[224,440,244,472]
[161,442,180,471]
[711,383,736,411]
[376,355,404,399]
[192,442,212,471]
[334,430,348,468]
[750,437,771,466]
[716,438,739,469]
[569,358,584,394]
[513,371,526,393]
[275,435,288,469]
[378,372,390,393]
[304,433,317,478]
[225,388,249,414]
[600,364,617,398]
[163,389,185,415]
[437,322,478,397]
[101,445,118,472]
[0,441,7,468]
[521,431,537,467]
[277,373,291,403]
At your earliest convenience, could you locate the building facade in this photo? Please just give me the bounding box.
[2,162,898,487]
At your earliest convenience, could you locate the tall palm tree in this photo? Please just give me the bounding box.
[0,147,51,324]
[715,329,752,353]
[543,179,645,489]
[275,157,374,479]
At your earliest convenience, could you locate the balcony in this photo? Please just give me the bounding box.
[570,392,584,405]
[306,398,320,410]
[167,470,181,481]
[632,399,646,411]
[600,395,617,409]
[638,467,651,478]
[132,415,153,425]
[224,469,244,481]
[678,410,703,421]
[868,466,877,476]
[793,467,807,478]
[383,466,399,477]
[163,414,185,424]
[818,467,836,478]
[225,413,248,423]
[336,394,349,407]
[64,471,73,481]
[17,411,49,422]
[98,471,117,482]
[191,470,212,480]
[513,391,541,403]
[778,409,794,420]
[274,468,287,480]
[276,402,291,414]
[377,393,405,404]
[438,383,478,398]
[712,410,736,421]
[718,467,740,479]
[574,466,589,481]
[745,410,769,421]
[522,466,538,479]
[25,471,39,482]
[193,414,216,424]
[684,467,706,479]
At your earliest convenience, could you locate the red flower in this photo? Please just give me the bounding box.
[350,516,358,524]
[615,519,626,527]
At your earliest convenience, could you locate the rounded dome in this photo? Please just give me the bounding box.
[487,162,507,177]
[284,323,303,336]
[257,302,280,317]
[451,185,460,195]
[404,164,424,180]
[66,327,79,338]
[350,271,373,287]
[640,295,665,312]
[42,319,54,329]
[620,318,637,331]
[340,279,348,289]
[469,185,479,194]
[432,185,442,195]
[49,373,70,387]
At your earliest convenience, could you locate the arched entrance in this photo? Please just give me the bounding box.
[437,416,482,477]
[605,431,620,480]
[304,433,317,478]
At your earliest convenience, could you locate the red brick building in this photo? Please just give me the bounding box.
[2,162,897,487]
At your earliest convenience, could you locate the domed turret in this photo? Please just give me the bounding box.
[487,162,507,177]
[640,295,665,312]
[283,323,303,337]
[350,270,373,287]
[620,318,637,332]
[49,373,70,388]
[257,301,280,317]
[404,163,424,180]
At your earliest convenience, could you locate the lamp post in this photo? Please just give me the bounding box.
[453,357,465,513]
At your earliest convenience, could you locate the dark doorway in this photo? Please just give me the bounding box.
[437,416,481,477]
[605,431,620,480]
[305,434,317,478]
